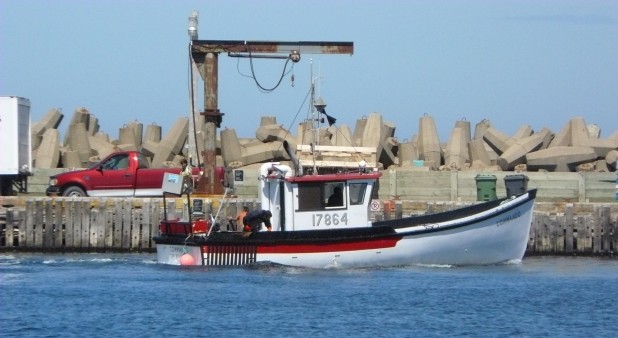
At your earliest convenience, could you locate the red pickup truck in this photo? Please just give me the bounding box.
[46,151,205,197]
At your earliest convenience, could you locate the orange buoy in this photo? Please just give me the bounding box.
[180,253,195,266]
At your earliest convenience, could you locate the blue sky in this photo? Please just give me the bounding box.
[1,0,617,143]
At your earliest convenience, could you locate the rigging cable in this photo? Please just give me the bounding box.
[274,85,313,155]
[233,44,295,93]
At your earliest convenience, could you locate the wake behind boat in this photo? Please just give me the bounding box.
[153,160,536,268]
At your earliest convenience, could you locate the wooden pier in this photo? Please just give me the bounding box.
[1,197,616,256]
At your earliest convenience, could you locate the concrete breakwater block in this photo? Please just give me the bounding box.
[243,141,288,165]
[329,124,354,147]
[358,112,398,167]
[255,124,281,142]
[417,115,442,169]
[221,126,290,167]
[587,124,601,138]
[473,119,491,141]
[140,123,165,158]
[548,120,571,148]
[296,121,312,146]
[31,108,64,150]
[594,159,609,172]
[578,138,618,158]
[570,117,590,146]
[483,127,515,155]
[353,117,368,147]
[127,121,143,147]
[164,118,189,155]
[35,129,61,169]
[454,119,471,145]
[151,141,175,167]
[398,141,419,167]
[119,126,138,147]
[384,120,396,138]
[88,134,116,159]
[294,121,333,146]
[63,108,91,145]
[540,129,554,149]
[193,130,206,163]
[379,137,399,167]
[144,123,162,143]
[87,115,100,136]
[67,122,93,165]
[362,112,384,148]
[151,118,188,167]
[318,128,334,146]
[498,128,552,170]
[445,127,468,170]
[140,141,158,158]
[468,138,492,169]
[526,146,597,172]
[256,123,297,151]
[512,124,533,140]
[220,128,243,165]
[260,116,277,126]
[62,150,81,169]
[32,108,64,135]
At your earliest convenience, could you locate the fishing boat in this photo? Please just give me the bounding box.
[154,36,536,268]
[153,155,537,268]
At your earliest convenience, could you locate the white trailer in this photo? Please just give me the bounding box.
[0,96,32,195]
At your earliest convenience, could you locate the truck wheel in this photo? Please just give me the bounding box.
[63,186,86,197]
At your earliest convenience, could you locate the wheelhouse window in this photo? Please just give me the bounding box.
[297,182,346,211]
[349,183,367,205]
[325,182,345,208]
[297,183,322,211]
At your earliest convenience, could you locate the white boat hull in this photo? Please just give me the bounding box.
[155,191,535,268]
[256,194,533,268]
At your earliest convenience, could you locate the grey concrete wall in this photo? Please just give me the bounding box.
[225,167,616,203]
[378,170,616,203]
[22,165,617,203]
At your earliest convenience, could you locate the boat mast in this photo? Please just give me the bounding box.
[310,60,318,174]
[309,60,328,175]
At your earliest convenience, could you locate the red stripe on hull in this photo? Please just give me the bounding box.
[255,237,401,254]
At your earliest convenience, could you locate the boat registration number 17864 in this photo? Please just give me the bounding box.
[313,213,348,227]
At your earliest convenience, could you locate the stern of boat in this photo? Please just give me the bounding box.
[156,243,202,266]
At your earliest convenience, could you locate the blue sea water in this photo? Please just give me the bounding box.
[1,254,616,338]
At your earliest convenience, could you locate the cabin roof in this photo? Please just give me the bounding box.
[284,171,382,183]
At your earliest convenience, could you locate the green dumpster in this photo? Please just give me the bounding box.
[504,174,529,198]
[475,174,497,201]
